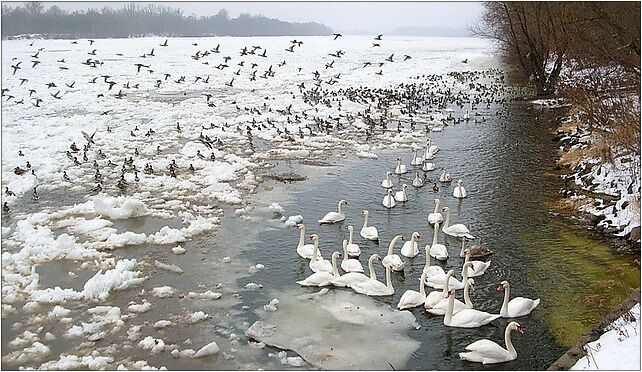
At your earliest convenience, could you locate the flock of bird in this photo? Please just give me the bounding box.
[294,138,541,365]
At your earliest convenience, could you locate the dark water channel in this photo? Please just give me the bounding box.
[238,101,639,370]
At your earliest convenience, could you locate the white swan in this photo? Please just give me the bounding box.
[381,172,393,188]
[439,168,452,183]
[346,225,361,258]
[394,157,407,174]
[400,232,420,258]
[295,224,321,260]
[308,235,333,273]
[425,261,472,290]
[382,189,396,209]
[394,184,408,202]
[497,281,540,318]
[381,235,406,271]
[442,207,475,239]
[360,210,379,241]
[350,261,394,296]
[453,179,467,199]
[318,199,347,224]
[397,272,427,310]
[428,198,444,225]
[412,172,424,188]
[443,288,500,328]
[463,110,470,121]
[459,321,524,364]
[462,238,491,277]
[422,245,445,279]
[427,278,475,315]
[340,240,364,273]
[424,138,439,159]
[331,253,378,287]
[424,269,455,309]
[297,252,340,287]
[410,149,423,166]
[429,221,448,261]
[422,159,436,171]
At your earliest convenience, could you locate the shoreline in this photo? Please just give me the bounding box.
[547,288,641,370]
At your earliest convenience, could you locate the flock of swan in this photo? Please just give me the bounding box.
[293,137,541,365]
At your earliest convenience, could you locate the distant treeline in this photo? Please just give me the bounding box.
[1,2,333,38]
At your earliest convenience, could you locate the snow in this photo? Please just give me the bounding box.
[151,286,176,298]
[284,215,304,227]
[269,203,285,215]
[263,298,280,312]
[93,196,149,220]
[571,303,640,370]
[193,341,220,358]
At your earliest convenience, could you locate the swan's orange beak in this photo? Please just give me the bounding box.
[496,284,504,291]
[517,327,525,334]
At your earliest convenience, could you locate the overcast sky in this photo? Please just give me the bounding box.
[20,2,484,34]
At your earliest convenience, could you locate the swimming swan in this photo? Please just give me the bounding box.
[341,240,364,273]
[381,234,406,271]
[497,281,540,318]
[412,172,424,188]
[462,238,491,277]
[360,210,379,241]
[453,179,467,199]
[400,232,421,258]
[350,261,394,296]
[442,207,475,239]
[394,184,408,202]
[346,225,361,258]
[394,157,407,174]
[381,172,393,188]
[296,224,321,260]
[331,253,379,287]
[382,189,396,209]
[443,288,500,328]
[318,199,347,224]
[397,272,427,310]
[427,278,474,315]
[428,198,444,225]
[308,235,333,273]
[297,252,340,287]
[429,221,448,261]
[459,321,524,364]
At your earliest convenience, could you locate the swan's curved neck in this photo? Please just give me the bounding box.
[419,274,426,297]
[433,199,441,214]
[342,242,348,262]
[388,236,401,255]
[505,326,517,358]
[331,253,339,277]
[462,262,471,282]
[385,266,393,290]
[444,291,455,325]
[501,285,510,316]
[442,270,453,296]
[348,227,354,244]
[337,201,345,215]
[443,208,451,229]
[424,247,431,268]
[298,226,305,247]
[432,223,440,246]
[464,282,472,308]
[368,255,377,280]
[362,213,369,229]
[312,238,319,261]
[461,239,468,261]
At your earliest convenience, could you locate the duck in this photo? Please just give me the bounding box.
[331,253,378,287]
[345,225,361,258]
[400,232,421,258]
[410,149,423,166]
[359,210,379,241]
[439,168,452,183]
[459,321,524,364]
[424,269,456,309]
[308,235,333,273]
[443,288,500,328]
[341,240,364,273]
[432,183,440,192]
[442,207,475,239]
[295,224,322,260]
[381,234,406,271]
[497,281,540,318]
[382,189,396,208]
[427,278,475,315]
[428,198,444,225]
[297,252,340,287]
[462,238,491,277]
[397,272,427,310]
[318,199,347,224]
[453,179,467,198]
[429,221,448,261]
[381,172,393,188]
[422,159,436,171]
[412,172,424,188]
[394,157,407,174]
[350,261,394,296]
[394,184,408,202]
